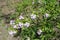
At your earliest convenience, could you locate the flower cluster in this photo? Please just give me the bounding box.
[9,14,38,36]
[9,13,50,37]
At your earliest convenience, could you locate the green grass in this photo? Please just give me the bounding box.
[7,0,60,40]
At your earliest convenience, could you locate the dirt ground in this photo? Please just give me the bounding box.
[0,0,21,40]
[0,20,20,40]
[0,0,21,15]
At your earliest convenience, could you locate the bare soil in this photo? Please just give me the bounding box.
[0,0,21,40]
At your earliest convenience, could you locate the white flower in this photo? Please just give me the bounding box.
[18,22,24,28]
[37,29,42,35]
[13,25,17,28]
[32,0,34,4]
[30,14,36,19]
[44,13,50,18]
[32,1,34,4]
[38,0,42,4]
[10,20,15,25]
[27,37,30,40]
[19,15,24,19]
[24,22,30,27]
[8,30,17,36]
